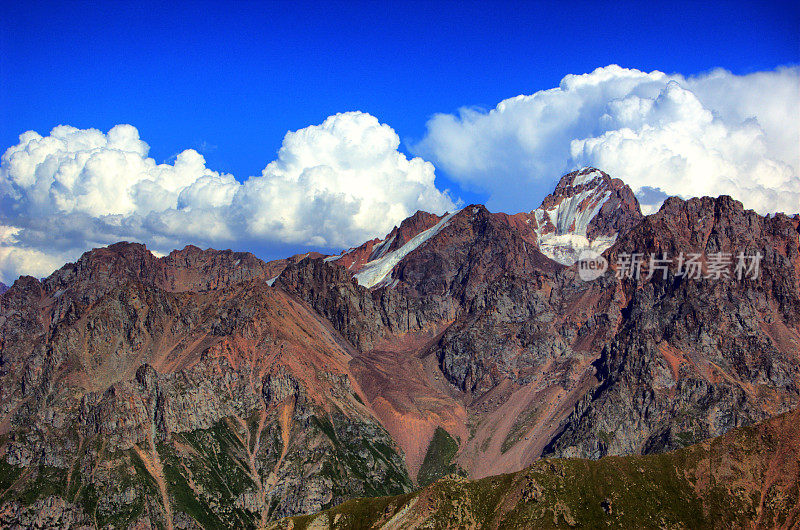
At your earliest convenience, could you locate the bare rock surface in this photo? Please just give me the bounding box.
[1,168,798,528]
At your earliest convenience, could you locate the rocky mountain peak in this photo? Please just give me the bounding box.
[387,210,444,252]
[313,169,644,290]
[2,168,799,528]
[323,210,446,276]
[531,167,643,264]
[42,241,160,301]
[37,241,275,305]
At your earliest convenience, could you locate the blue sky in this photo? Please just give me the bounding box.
[0,0,798,282]
[3,1,797,198]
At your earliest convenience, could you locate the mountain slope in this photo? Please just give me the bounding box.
[544,195,800,459]
[0,168,798,527]
[275,178,799,482]
[271,407,800,529]
[0,244,411,528]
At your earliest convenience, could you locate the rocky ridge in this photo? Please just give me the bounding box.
[274,175,798,483]
[272,407,800,529]
[1,167,798,528]
[0,244,411,528]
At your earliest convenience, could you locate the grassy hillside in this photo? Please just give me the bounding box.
[272,408,800,529]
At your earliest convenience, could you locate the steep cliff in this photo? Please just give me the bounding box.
[1,168,798,528]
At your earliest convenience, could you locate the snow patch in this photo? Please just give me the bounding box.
[571,169,602,187]
[369,234,396,261]
[534,182,614,265]
[538,233,617,265]
[541,189,610,237]
[354,210,460,288]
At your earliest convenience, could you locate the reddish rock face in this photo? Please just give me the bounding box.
[275,178,799,480]
[0,243,412,526]
[325,210,445,274]
[262,250,327,280]
[1,169,798,527]
[545,194,800,459]
[39,241,275,303]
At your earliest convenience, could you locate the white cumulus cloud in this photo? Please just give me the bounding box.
[413,64,800,215]
[0,112,456,284]
[232,112,455,247]
[2,67,797,284]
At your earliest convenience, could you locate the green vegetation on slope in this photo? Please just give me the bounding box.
[272,408,800,529]
[0,404,413,529]
[501,404,541,453]
[416,427,463,487]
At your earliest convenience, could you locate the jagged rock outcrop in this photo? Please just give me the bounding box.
[42,242,275,300]
[0,246,411,528]
[277,204,561,351]
[0,495,93,529]
[1,168,798,528]
[543,195,800,459]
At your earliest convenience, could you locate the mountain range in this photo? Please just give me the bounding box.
[0,168,798,528]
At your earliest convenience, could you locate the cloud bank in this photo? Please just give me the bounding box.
[413,65,799,215]
[0,112,456,283]
[2,65,797,284]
